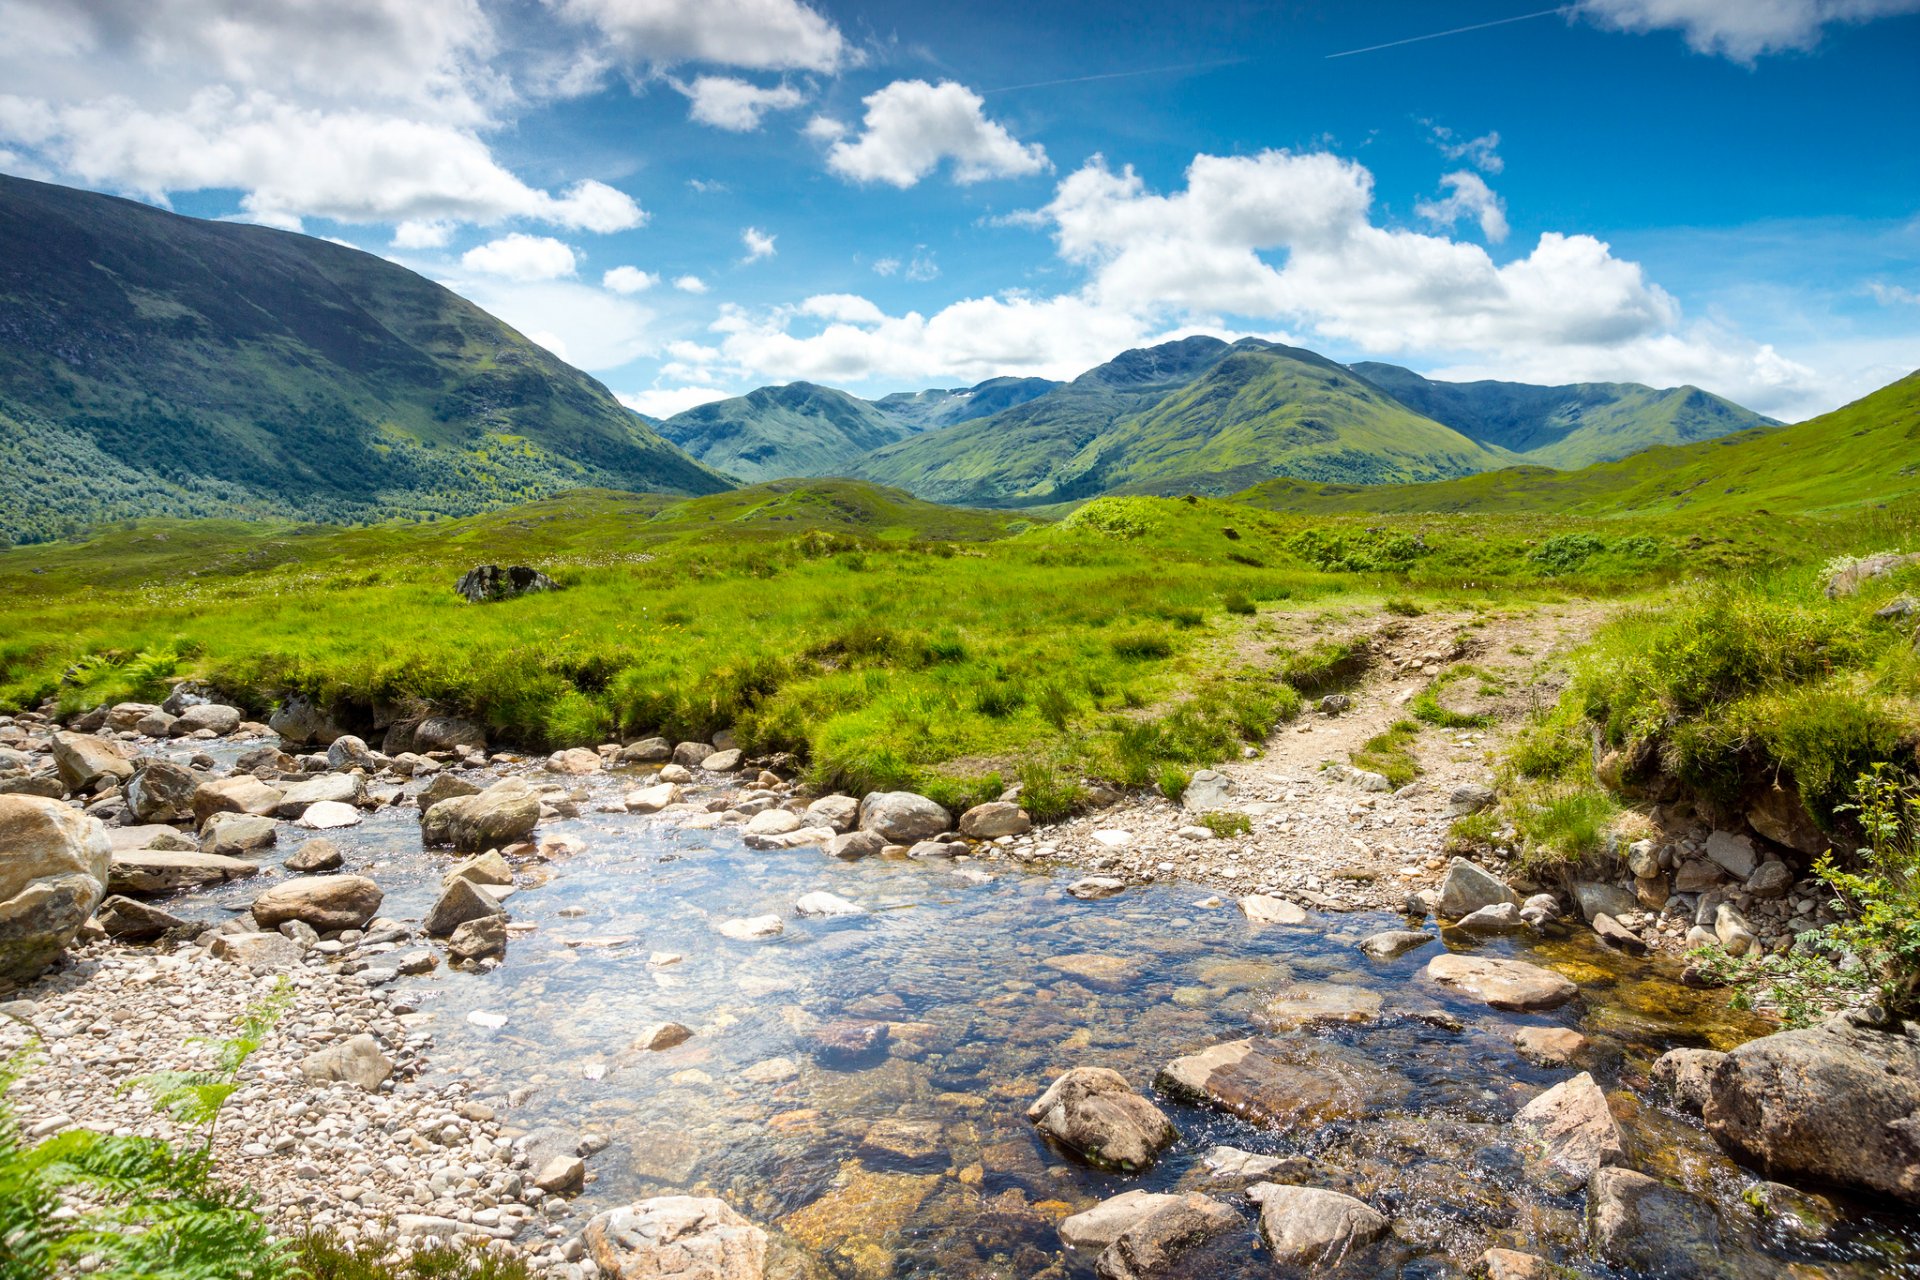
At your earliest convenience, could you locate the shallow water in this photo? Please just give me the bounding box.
[178,759,1920,1278]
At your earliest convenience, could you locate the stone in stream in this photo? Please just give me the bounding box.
[202,812,277,857]
[299,1033,393,1092]
[1092,1193,1239,1280]
[447,850,513,887]
[809,1019,889,1067]
[793,891,863,917]
[421,777,539,851]
[1591,912,1647,954]
[274,772,364,817]
[415,772,480,811]
[1425,953,1577,1011]
[299,800,362,829]
[619,737,673,763]
[547,747,602,775]
[105,702,159,733]
[1059,1190,1180,1251]
[535,1155,586,1195]
[624,782,679,814]
[1357,929,1434,959]
[1043,953,1137,990]
[630,1022,693,1053]
[1513,1071,1624,1192]
[824,830,886,860]
[109,850,260,895]
[700,749,742,772]
[1256,983,1382,1031]
[423,876,506,937]
[957,800,1030,838]
[585,1195,767,1280]
[804,794,859,833]
[1435,857,1519,919]
[124,759,200,823]
[251,874,383,933]
[134,710,177,739]
[284,838,343,873]
[671,741,710,768]
[1155,1037,1408,1131]
[1247,1183,1389,1268]
[1588,1167,1731,1279]
[1200,1145,1300,1182]
[1067,876,1128,900]
[1702,1013,1920,1205]
[95,895,190,942]
[1478,1248,1555,1280]
[447,913,507,962]
[1454,902,1524,935]
[50,731,134,792]
[857,791,951,842]
[904,839,952,860]
[325,735,379,770]
[170,703,242,736]
[1571,879,1639,923]
[715,914,783,941]
[744,809,803,837]
[0,796,109,980]
[1238,894,1308,925]
[1650,1047,1726,1115]
[1512,1026,1588,1067]
[1025,1067,1179,1173]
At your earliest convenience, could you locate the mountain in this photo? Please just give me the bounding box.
[871,376,1061,431]
[855,337,1508,506]
[0,174,726,544]
[1234,369,1920,519]
[1350,362,1777,468]
[656,382,913,484]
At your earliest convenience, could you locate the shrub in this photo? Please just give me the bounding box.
[1820,765,1920,1014]
[1017,762,1087,822]
[1528,533,1607,575]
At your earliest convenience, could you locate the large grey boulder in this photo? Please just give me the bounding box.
[124,758,200,823]
[455,565,558,604]
[1180,769,1233,811]
[1435,857,1519,918]
[251,874,383,933]
[1026,1066,1179,1173]
[421,778,539,851]
[1092,1193,1238,1280]
[1704,830,1760,879]
[50,732,134,793]
[299,1033,393,1092]
[1513,1071,1624,1192]
[268,695,345,746]
[0,796,110,981]
[192,774,285,824]
[1248,1183,1389,1268]
[171,704,241,737]
[411,715,487,753]
[584,1196,767,1280]
[857,791,951,842]
[274,773,363,817]
[1703,1015,1920,1205]
[804,795,859,833]
[415,772,480,812]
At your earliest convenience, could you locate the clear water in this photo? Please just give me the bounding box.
[177,759,1920,1279]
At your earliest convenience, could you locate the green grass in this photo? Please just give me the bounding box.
[1351,719,1422,787]
[1412,667,1498,729]
[1199,811,1252,838]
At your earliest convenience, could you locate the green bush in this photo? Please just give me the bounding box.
[1199,811,1252,838]
[1510,785,1619,869]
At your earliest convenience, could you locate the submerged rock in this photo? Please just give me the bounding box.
[1247,1183,1389,1268]
[1588,1167,1730,1279]
[1425,953,1577,1011]
[1156,1037,1406,1131]
[1356,929,1434,959]
[1025,1066,1179,1173]
[1058,1190,1181,1251]
[585,1195,767,1280]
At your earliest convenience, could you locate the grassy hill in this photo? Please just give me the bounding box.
[0,174,726,544]
[1353,361,1777,468]
[1234,369,1920,518]
[656,383,918,484]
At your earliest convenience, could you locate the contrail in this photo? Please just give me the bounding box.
[983,57,1249,94]
[1326,6,1575,59]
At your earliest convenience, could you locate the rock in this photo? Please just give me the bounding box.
[1058,1190,1181,1251]
[1714,901,1757,956]
[1514,1071,1624,1192]
[1093,1193,1238,1280]
[810,1020,889,1067]
[794,891,863,917]
[624,782,680,814]
[1745,860,1795,898]
[1743,1180,1841,1244]
[1748,783,1829,856]
[0,799,109,979]
[124,758,199,823]
[50,732,134,792]
[324,735,378,770]
[631,1022,693,1052]
[299,1033,393,1092]
[1513,1026,1587,1067]
[671,741,710,768]
[1238,894,1308,925]
[1588,1167,1727,1279]
[211,931,303,970]
[1258,983,1381,1031]
[251,874,382,933]
[1091,828,1134,848]
[857,791,951,842]
[411,715,486,753]
[134,710,177,738]
[1447,783,1496,817]
[423,877,505,937]
[1436,857,1519,918]
[1200,1146,1294,1181]
[108,825,194,853]
[1247,1183,1389,1268]
[1025,1067,1179,1173]
[584,1196,767,1280]
[447,913,508,962]
[745,808,803,837]
[415,773,480,811]
[1824,549,1920,597]
[657,764,693,784]
[108,850,259,895]
[700,749,742,773]
[171,703,241,737]
[1625,838,1662,878]
[299,800,362,830]
[268,695,345,746]
[1571,879,1639,923]
[1634,873,1670,910]
[957,801,1030,838]
[275,773,363,817]
[1479,1248,1554,1280]
[1426,953,1577,1011]
[191,775,284,824]
[904,839,952,860]
[1318,694,1351,714]
[105,702,159,733]
[201,812,278,858]
[95,894,190,942]
[1651,1047,1726,1115]
[1704,830,1759,879]
[1356,929,1434,959]
[1155,1037,1405,1131]
[804,795,859,833]
[824,830,886,860]
[715,914,783,941]
[535,1155,587,1195]
[1703,1015,1920,1205]
[422,778,539,851]
[455,564,559,603]
[284,838,343,873]
[1181,769,1232,811]
[547,747,602,775]
[1455,902,1524,935]
[620,737,673,763]
[447,851,513,887]
[1067,876,1129,900]
[1591,913,1647,954]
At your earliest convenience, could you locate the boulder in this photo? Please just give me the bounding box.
[1356,929,1434,959]
[275,773,363,817]
[447,913,507,962]
[584,1196,767,1280]
[1479,1248,1555,1280]
[202,812,278,857]
[192,774,285,824]
[1025,1067,1179,1173]
[1513,1026,1588,1067]
[421,778,539,851]
[210,929,303,970]
[1257,982,1382,1031]
[1180,769,1232,811]
[134,710,177,738]
[284,838,344,874]
[415,772,480,811]
[124,759,200,823]
[1702,1015,1920,1205]
[1513,1071,1624,1192]
[1651,1047,1726,1115]
[1238,894,1308,925]
[251,874,383,933]
[1092,1193,1238,1280]
[631,1022,693,1053]
[1247,1183,1389,1268]
[1714,901,1757,956]
[96,894,190,942]
[624,783,680,814]
[1426,954,1577,1011]
[958,801,1031,839]
[1704,830,1759,880]
[105,703,160,733]
[1588,1167,1729,1279]
[171,704,241,737]
[1455,902,1524,935]
[0,797,110,979]
[825,830,886,860]
[1747,783,1828,857]
[299,1033,393,1092]
[1067,876,1129,900]
[268,695,345,746]
[1058,1190,1181,1251]
[804,795,859,833]
[1745,860,1795,898]
[671,741,710,768]
[411,715,486,753]
[1447,783,1496,817]
[857,791,951,842]
[1156,1037,1406,1131]
[619,738,672,764]
[1436,857,1519,918]
[298,800,361,830]
[1570,879,1638,923]
[50,732,134,792]
[1824,549,1920,597]
[745,808,803,837]
[700,749,742,773]
[325,735,379,771]
[447,851,513,887]
[108,850,259,895]
[455,564,558,604]
[547,747,602,775]
[423,877,505,937]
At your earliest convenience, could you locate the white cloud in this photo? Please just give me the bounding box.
[675,75,806,131]
[392,219,455,249]
[550,0,850,72]
[618,385,735,418]
[800,294,887,325]
[529,330,572,361]
[741,226,776,262]
[1578,0,1920,61]
[443,275,654,371]
[674,274,709,294]
[1427,124,1502,174]
[871,257,900,276]
[1867,281,1920,305]
[461,233,578,281]
[815,80,1050,188]
[1415,171,1509,243]
[603,265,661,293]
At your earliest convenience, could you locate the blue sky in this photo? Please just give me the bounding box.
[2,1,1916,420]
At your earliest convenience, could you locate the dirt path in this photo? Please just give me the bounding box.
[1029,599,1611,908]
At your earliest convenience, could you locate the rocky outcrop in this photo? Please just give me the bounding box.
[857,791,951,842]
[584,1196,768,1280]
[1025,1067,1179,1173]
[1248,1183,1389,1268]
[0,795,110,980]
[251,875,383,933]
[1702,1014,1920,1205]
[455,565,559,604]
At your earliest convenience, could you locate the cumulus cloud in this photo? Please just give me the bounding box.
[603,265,661,293]
[461,233,578,280]
[444,275,654,370]
[814,80,1050,188]
[1415,171,1509,243]
[1577,0,1920,61]
[675,75,806,130]
[740,226,777,262]
[550,0,850,72]
[1867,281,1920,305]
[674,274,709,294]
[392,219,455,249]
[618,385,735,418]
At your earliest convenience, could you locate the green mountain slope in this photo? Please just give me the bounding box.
[872,376,1061,431]
[1234,369,1920,518]
[1352,362,1778,468]
[656,383,914,484]
[0,174,726,544]
[856,338,1507,506]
